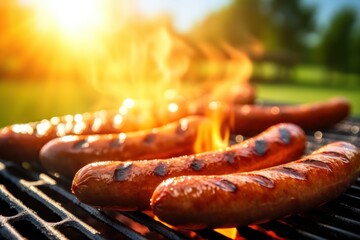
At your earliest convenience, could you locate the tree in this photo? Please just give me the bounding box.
[348,29,360,84]
[189,0,270,50]
[268,0,315,53]
[189,0,315,55]
[317,8,357,73]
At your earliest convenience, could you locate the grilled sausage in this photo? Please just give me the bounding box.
[228,97,350,135]
[0,107,190,163]
[0,84,255,163]
[40,116,207,177]
[71,123,306,210]
[151,141,360,229]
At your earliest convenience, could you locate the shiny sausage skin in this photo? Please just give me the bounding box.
[0,83,255,163]
[0,107,191,163]
[151,141,360,229]
[71,123,306,210]
[229,97,350,135]
[0,109,120,163]
[40,116,206,177]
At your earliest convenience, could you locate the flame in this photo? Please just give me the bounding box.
[194,101,229,153]
[215,228,239,239]
[153,214,239,239]
[249,225,286,240]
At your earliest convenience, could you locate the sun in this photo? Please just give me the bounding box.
[35,0,105,40]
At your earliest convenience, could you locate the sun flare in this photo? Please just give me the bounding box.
[35,0,106,40]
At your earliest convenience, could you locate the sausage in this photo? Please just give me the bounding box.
[0,83,256,163]
[39,116,207,177]
[0,109,118,163]
[0,106,191,163]
[151,141,360,229]
[228,97,350,135]
[71,123,306,210]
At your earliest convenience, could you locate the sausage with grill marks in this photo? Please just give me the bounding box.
[151,141,360,229]
[40,116,206,177]
[0,107,191,163]
[71,123,306,210]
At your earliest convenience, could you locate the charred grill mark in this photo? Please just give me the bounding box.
[154,162,168,177]
[190,159,204,171]
[144,133,156,144]
[255,139,267,156]
[175,125,186,135]
[73,139,88,149]
[224,152,236,164]
[110,139,122,148]
[213,179,237,193]
[302,159,333,171]
[111,133,126,148]
[114,162,132,181]
[279,127,291,144]
[322,151,350,163]
[247,174,275,188]
[276,167,307,180]
[176,121,188,135]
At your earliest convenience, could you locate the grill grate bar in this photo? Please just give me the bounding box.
[121,211,190,240]
[0,185,66,240]
[236,226,276,240]
[0,218,27,240]
[280,214,360,240]
[0,161,145,240]
[0,164,106,239]
[40,176,148,240]
[259,220,328,240]
[299,209,360,233]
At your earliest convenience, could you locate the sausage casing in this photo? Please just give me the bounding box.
[40,116,206,177]
[151,141,360,229]
[72,123,306,210]
[229,97,350,135]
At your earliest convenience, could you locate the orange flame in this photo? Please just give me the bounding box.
[194,101,229,153]
[215,228,240,239]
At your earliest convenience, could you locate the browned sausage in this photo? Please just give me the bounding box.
[71,123,306,210]
[0,106,193,163]
[151,141,360,229]
[0,109,118,163]
[0,83,256,163]
[228,97,350,135]
[39,116,207,177]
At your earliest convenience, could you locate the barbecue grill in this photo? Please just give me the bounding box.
[1,116,360,240]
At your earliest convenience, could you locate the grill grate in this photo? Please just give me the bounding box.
[1,117,360,240]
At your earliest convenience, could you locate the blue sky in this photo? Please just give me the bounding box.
[135,0,232,32]
[303,0,360,28]
[135,0,360,32]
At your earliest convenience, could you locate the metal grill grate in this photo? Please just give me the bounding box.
[1,117,360,240]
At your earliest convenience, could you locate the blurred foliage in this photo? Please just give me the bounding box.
[188,0,360,84]
[268,0,315,53]
[317,8,357,74]
[189,0,315,56]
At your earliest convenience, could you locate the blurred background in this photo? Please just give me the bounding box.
[1,0,360,127]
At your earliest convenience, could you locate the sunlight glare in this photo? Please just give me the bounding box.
[35,0,105,40]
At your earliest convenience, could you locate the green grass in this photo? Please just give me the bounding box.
[255,83,360,116]
[0,79,102,127]
[252,63,360,116]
